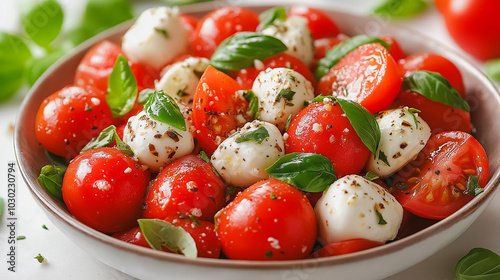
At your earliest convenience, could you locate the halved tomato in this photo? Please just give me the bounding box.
[310,239,383,258]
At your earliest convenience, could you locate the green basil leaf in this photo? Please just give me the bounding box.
[107,54,138,118]
[257,6,287,31]
[44,150,68,167]
[266,152,337,192]
[375,209,387,225]
[138,219,197,258]
[81,125,134,156]
[315,35,391,80]
[378,150,391,166]
[364,171,380,181]
[403,70,470,112]
[26,47,67,86]
[455,248,500,280]
[20,0,63,48]
[275,88,296,102]
[407,107,421,129]
[138,88,156,105]
[210,32,287,71]
[467,174,484,196]
[37,165,66,202]
[188,215,200,227]
[335,98,381,155]
[308,94,335,104]
[144,91,186,131]
[242,90,260,119]
[236,126,270,144]
[285,113,293,131]
[0,32,32,102]
[485,59,500,82]
[373,0,428,18]
[199,151,210,163]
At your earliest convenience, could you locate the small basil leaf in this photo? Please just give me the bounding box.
[275,88,296,103]
[44,150,69,167]
[236,126,270,144]
[315,35,391,80]
[308,94,335,104]
[403,70,470,112]
[242,90,260,119]
[285,113,293,131]
[467,174,484,196]
[188,215,200,227]
[138,88,156,105]
[107,55,137,118]
[375,209,387,225]
[210,32,288,72]
[407,107,421,129]
[364,171,380,181]
[257,6,287,31]
[144,91,186,131]
[373,0,428,18]
[20,0,64,48]
[335,98,381,156]
[199,151,210,163]
[455,248,500,280]
[138,219,197,258]
[80,125,134,156]
[0,32,32,102]
[378,150,391,166]
[485,59,500,82]
[266,153,337,192]
[37,165,66,202]
[154,28,169,38]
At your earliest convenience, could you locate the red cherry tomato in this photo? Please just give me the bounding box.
[191,7,259,58]
[313,36,344,61]
[398,53,465,97]
[435,0,500,61]
[192,66,250,155]
[62,148,150,233]
[289,6,340,40]
[285,101,371,178]
[217,179,317,260]
[391,90,472,135]
[35,85,114,158]
[310,239,383,258]
[392,131,489,219]
[180,14,199,47]
[112,227,151,248]
[317,43,402,114]
[143,154,225,222]
[380,35,406,62]
[233,53,316,90]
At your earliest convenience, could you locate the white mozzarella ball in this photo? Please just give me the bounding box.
[211,120,285,187]
[261,16,314,67]
[122,7,189,69]
[315,175,403,244]
[252,67,314,130]
[155,57,209,105]
[365,107,431,178]
[123,111,194,172]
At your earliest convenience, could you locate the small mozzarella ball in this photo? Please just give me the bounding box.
[261,16,314,67]
[365,107,431,178]
[122,7,189,69]
[211,120,285,187]
[123,111,194,172]
[155,57,209,105]
[252,68,314,130]
[315,175,403,244]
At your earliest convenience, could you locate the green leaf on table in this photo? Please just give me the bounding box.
[266,153,337,192]
[373,0,428,18]
[257,6,287,31]
[144,91,186,131]
[315,35,391,80]
[138,219,197,258]
[455,248,500,280]
[37,165,66,202]
[81,125,134,156]
[20,0,64,48]
[0,32,32,102]
[26,47,67,86]
[107,54,138,118]
[210,32,287,72]
[485,59,500,82]
[403,70,470,112]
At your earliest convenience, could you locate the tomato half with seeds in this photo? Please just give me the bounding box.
[317,43,402,114]
[310,239,383,258]
[192,66,250,155]
[392,131,489,220]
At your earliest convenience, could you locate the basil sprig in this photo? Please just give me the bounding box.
[266,153,337,192]
[257,6,287,31]
[106,54,138,118]
[138,219,197,259]
[403,70,470,112]
[373,0,428,18]
[38,165,66,202]
[144,91,186,131]
[455,248,500,280]
[242,90,260,119]
[210,32,287,72]
[81,125,134,156]
[235,126,270,144]
[315,35,392,80]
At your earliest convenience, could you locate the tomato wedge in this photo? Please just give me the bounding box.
[392,131,489,220]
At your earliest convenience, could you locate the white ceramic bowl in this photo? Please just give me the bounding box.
[14,2,500,280]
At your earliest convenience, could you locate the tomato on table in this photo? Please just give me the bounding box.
[288,6,340,40]
[192,65,251,155]
[216,178,317,260]
[62,148,150,233]
[35,85,114,158]
[285,101,371,178]
[143,154,226,222]
[392,131,489,220]
[191,7,260,58]
[316,43,402,114]
[310,239,383,258]
[398,53,465,96]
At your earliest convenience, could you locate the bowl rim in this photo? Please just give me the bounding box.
[14,0,500,271]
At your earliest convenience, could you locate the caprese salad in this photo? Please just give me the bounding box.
[35,5,489,260]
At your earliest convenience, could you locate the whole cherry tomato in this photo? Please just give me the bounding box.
[288,6,340,40]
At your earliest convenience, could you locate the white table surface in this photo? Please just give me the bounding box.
[1,1,499,279]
